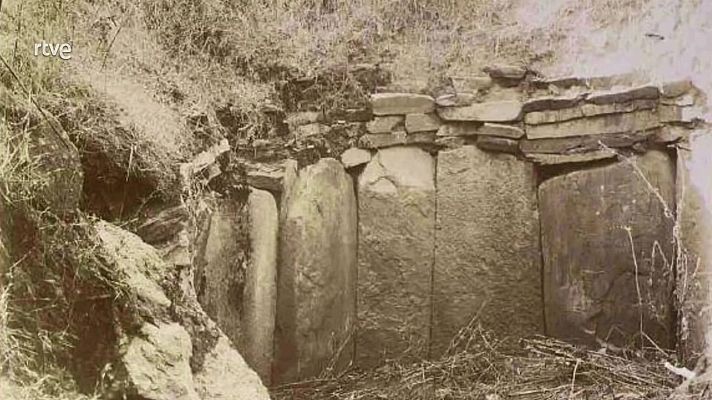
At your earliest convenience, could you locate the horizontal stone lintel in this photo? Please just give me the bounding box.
[524,150,617,165]
[525,99,657,125]
[436,100,523,122]
[525,109,661,140]
[437,122,523,139]
[520,129,657,154]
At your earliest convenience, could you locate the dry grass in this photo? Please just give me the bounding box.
[272,328,677,400]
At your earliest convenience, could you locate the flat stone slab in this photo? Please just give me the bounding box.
[437,100,523,122]
[540,150,675,348]
[475,136,519,154]
[436,93,477,107]
[523,94,585,112]
[437,122,482,137]
[451,76,493,92]
[367,116,404,134]
[525,109,661,139]
[519,131,653,155]
[433,146,542,356]
[341,147,372,168]
[372,93,435,115]
[405,113,441,133]
[359,132,436,149]
[357,147,435,368]
[478,123,525,139]
[274,158,357,384]
[524,150,617,165]
[586,85,659,105]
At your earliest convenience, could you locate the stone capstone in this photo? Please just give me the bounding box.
[371,93,435,115]
[357,146,435,368]
[437,100,523,122]
[539,150,675,348]
[432,146,542,356]
[274,158,357,383]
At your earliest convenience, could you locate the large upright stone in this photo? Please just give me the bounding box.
[195,189,279,383]
[677,130,712,363]
[433,146,542,356]
[357,146,435,369]
[540,150,675,348]
[274,158,357,384]
[243,189,278,382]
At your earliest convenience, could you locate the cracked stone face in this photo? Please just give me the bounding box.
[357,146,435,369]
[540,150,676,348]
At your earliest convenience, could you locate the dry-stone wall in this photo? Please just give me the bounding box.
[195,67,710,384]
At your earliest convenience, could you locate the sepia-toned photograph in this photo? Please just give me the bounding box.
[0,0,711,399]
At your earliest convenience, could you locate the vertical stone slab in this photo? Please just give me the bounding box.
[357,146,435,369]
[274,158,357,384]
[677,130,712,362]
[433,146,542,356]
[243,189,278,383]
[195,189,279,384]
[540,150,675,348]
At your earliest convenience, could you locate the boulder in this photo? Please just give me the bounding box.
[340,147,372,169]
[676,130,712,362]
[539,151,675,348]
[437,100,523,122]
[194,335,272,400]
[432,146,542,356]
[357,147,435,368]
[274,158,357,383]
[371,93,435,115]
[119,323,199,400]
[525,109,661,139]
[94,222,271,400]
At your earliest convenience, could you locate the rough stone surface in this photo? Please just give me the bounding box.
[524,150,617,165]
[358,131,436,149]
[484,65,527,80]
[405,113,441,133]
[540,151,675,348]
[120,323,199,400]
[525,107,584,125]
[525,109,661,139]
[661,80,694,98]
[367,116,405,134]
[437,122,482,137]
[478,123,525,139]
[581,99,658,117]
[372,93,435,115]
[243,189,279,382]
[295,123,331,138]
[137,205,190,245]
[195,200,249,352]
[435,93,478,107]
[357,147,434,369]
[341,147,372,168]
[433,146,542,356]
[475,136,519,154]
[523,94,585,112]
[274,158,357,384]
[519,131,653,155]
[194,335,272,400]
[586,85,659,105]
[437,100,523,122]
[246,162,285,193]
[677,130,712,362]
[660,104,705,123]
